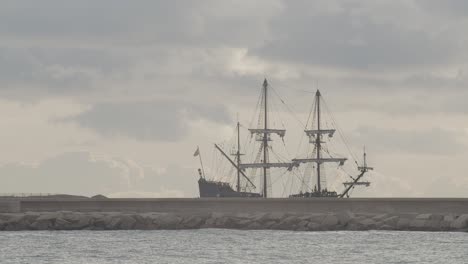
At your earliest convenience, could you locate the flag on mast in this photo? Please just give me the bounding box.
[193,147,200,157]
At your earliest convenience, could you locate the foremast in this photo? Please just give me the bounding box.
[292,90,347,193]
[340,148,373,198]
[239,79,293,197]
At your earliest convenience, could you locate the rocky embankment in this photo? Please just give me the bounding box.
[1,211,468,231]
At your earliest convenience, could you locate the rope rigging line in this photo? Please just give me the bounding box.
[321,97,360,165]
[293,168,314,192]
[295,98,317,158]
[269,85,306,128]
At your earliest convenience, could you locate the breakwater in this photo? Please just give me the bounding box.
[1,211,468,231]
[1,198,468,231]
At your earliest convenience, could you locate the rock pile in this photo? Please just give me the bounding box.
[1,212,467,231]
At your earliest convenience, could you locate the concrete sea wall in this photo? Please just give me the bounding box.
[1,198,468,231]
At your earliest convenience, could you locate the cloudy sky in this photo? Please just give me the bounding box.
[1,0,468,198]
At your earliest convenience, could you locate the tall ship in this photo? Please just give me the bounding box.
[196,79,372,198]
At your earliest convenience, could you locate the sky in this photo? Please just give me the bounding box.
[1,0,468,198]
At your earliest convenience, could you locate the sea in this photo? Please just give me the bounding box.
[0,230,467,264]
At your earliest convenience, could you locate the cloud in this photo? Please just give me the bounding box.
[0,152,137,196]
[252,0,468,70]
[0,0,279,46]
[1,1,468,198]
[61,101,232,141]
[351,126,466,155]
[349,170,415,197]
[0,151,193,197]
[416,0,468,17]
[0,46,134,100]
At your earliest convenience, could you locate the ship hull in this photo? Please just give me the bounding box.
[289,191,339,198]
[198,178,261,198]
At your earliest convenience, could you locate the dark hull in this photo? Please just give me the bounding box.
[198,178,261,198]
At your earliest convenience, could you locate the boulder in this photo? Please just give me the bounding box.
[306,222,321,231]
[30,218,52,230]
[233,213,251,219]
[54,218,72,230]
[409,219,427,230]
[90,214,108,230]
[0,214,14,221]
[2,214,30,231]
[426,219,441,231]
[265,212,286,222]
[133,214,159,230]
[36,213,60,222]
[180,215,205,229]
[203,217,217,228]
[440,215,455,230]
[297,220,309,229]
[451,214,468,230]
[4,221,29,231]
[444,215,456,222]
[358,218,377,230]
[430,214,444,222]
[237,219,252,229]
[154,213,181,229]
[276,215,301,229]
[372,214,388,222]
[321,214,339,229]
[262,220,277,229]
[304,214,327,223]
[108,217,122,229]
[4,214,26,225]
[246,221,262,229]
[396,218,411,230]
[251,213,268,222]
[118,215,137,229]
[67,214,92,230]
[381,216,399,227]
[415,214,432,220]
[337,211,354,226]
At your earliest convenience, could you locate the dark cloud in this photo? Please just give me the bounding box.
[0,0,272,47]
[62,101,232,141]
[252,1,466,70]
[0,46,132,98]
[416,0,468,18]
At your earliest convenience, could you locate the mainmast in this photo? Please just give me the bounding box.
[263,79,269,198]
[292,90,347,193]
[316,90,322,192]
[239,79,293,198]
[236,120,241,192]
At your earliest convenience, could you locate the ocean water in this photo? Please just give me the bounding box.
[0,230,467,264]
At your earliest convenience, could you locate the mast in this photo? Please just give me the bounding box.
[292,89,348,195]
[340,148,373,198]
[215,144,257,189]
[263,79,269,198]
[236,120,241,192]
[316,90,322,192]
[236,79,294,197]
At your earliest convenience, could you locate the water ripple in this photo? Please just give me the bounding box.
[0,230,467,264]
